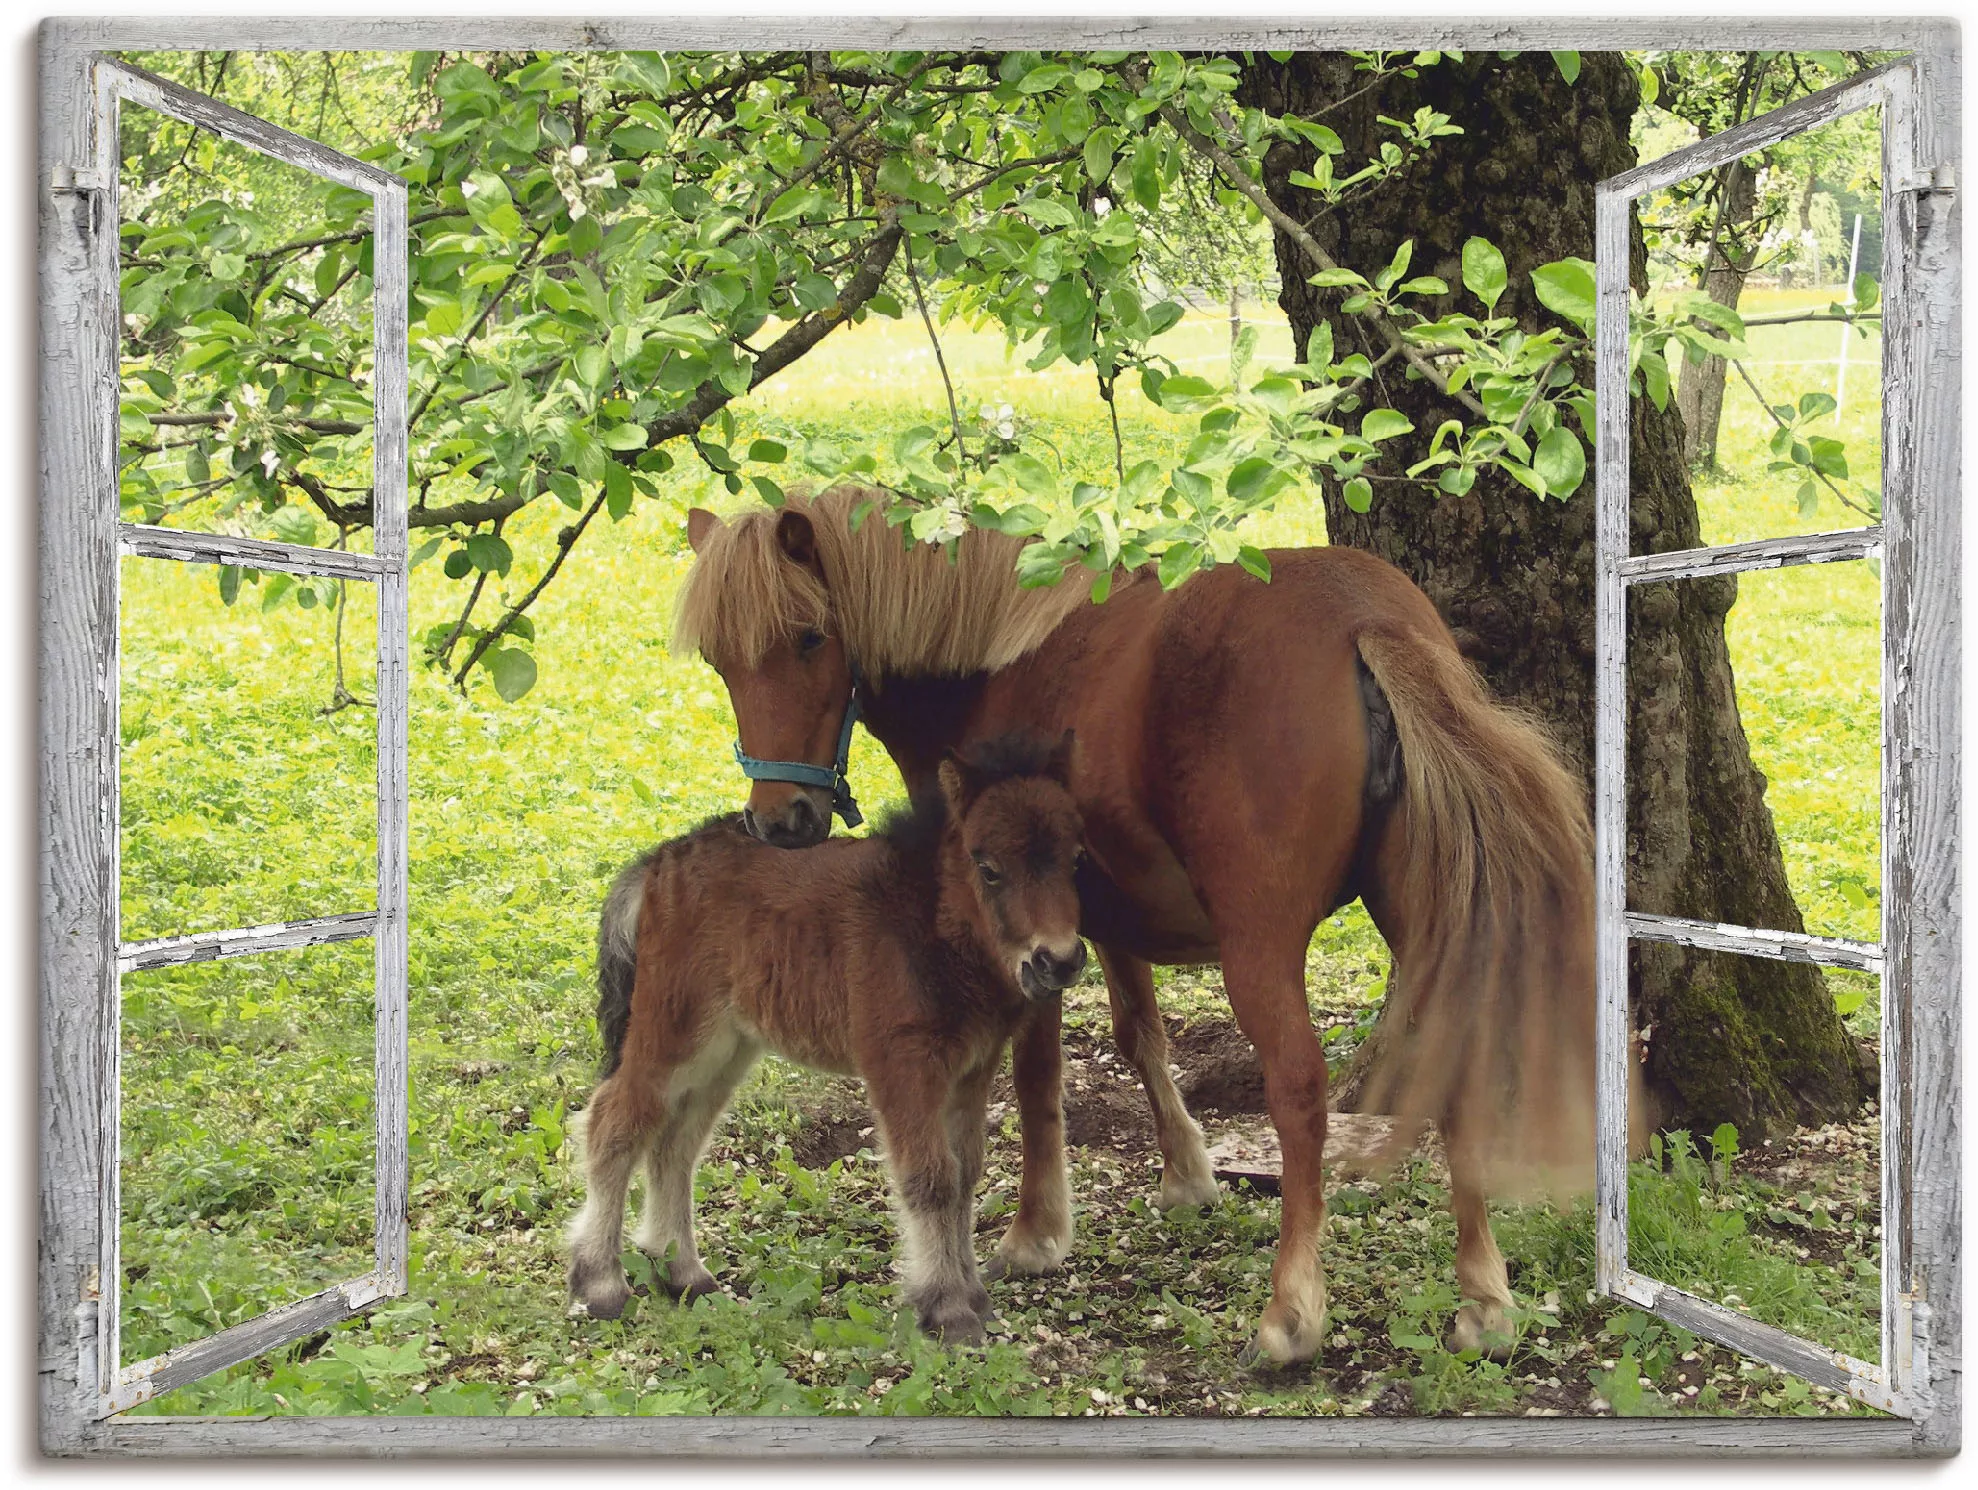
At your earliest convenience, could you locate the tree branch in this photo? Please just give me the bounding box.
[1148,84,1489,419]
[1729,358,1875,519]
[905,248,966,464]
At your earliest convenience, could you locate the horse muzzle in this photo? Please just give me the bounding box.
[1018,941,1087,1001]
[742,793,830,849]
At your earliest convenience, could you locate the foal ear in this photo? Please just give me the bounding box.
[775,509,823,577]
[1046,729,1078,787]
[686,507,719,552]
[937,753,981,816]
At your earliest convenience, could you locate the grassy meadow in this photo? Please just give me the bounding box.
[115,292,1884,1420]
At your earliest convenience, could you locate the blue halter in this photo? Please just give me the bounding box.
[731,673,864,829]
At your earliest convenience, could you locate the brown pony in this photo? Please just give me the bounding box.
[567,731,1087,1342]
[675,487,1602,1366]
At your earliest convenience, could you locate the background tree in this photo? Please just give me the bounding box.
[1237,49,1866,1136]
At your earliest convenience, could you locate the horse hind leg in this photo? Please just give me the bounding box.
[1218,935,1332,1367]
[567,1069,663,1319]
[634,1029,758,1303]
[1443,1128,1515,1356]
[1098,944,1218,1210]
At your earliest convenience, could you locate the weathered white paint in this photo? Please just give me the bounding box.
[1619,528,1881,585]
[119,525,396,582]
[1622,911,1881,975]
[118,911,380,973]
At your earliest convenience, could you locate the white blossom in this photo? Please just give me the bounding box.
[1092,196,1112,218]
[568,144,590,167]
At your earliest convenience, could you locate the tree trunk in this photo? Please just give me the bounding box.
[1674,158,1759,468]
[1239,52,1865,1139]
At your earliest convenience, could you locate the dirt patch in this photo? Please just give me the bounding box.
[1172,1021,1268,1115]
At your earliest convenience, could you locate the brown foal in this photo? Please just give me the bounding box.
[566,732,1087,1342]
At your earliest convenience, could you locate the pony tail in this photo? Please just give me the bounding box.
[595,853,653,1079]
[1353,628,1620,1199]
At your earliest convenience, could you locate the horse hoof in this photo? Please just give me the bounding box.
[981,1254,1010,1283]
[990,1228,1070,1277]
[1157,1171,1221,1212]
[1248,1310,1325,1368]
[1448,1301,1513,1358]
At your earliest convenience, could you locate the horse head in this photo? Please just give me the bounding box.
[681,505,856,848]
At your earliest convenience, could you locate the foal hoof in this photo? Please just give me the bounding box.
[920,1307,987,1347]
[1448,1300,1514,1358]
[659,1265,719,1304]
[567,1284,631,1321]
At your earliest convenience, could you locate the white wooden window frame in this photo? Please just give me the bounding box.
[40,48,410,1437]
[38,15,1957,1460]
[1595,51,1959,1446]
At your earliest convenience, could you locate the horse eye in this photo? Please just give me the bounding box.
[797,629,826,656]
[973,857,1001,886]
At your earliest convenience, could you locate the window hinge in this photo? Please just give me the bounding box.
[49,164,107,194]
[1897,163,1956,196]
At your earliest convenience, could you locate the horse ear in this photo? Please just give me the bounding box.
[686,508,719,552]
[1046,729,1077,786]
[937,753,980,817]
[775,509,823,577]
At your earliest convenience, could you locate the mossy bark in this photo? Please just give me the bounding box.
[1238,51,1865,1138]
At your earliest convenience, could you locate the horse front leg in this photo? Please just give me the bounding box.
[1096,943,1218,1210]
[985,1002,1074,1279]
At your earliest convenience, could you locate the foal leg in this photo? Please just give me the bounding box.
[1219,936,1332,1367]
[942,1057,999,1321]
[871,1064,987,1344]
[634,1032,759,1302]
[1097,944,1218,1210]
[987,1003,1074,1279]
[567,1068,664,1319]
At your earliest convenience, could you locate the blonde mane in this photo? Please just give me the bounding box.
[672,487,1099,677]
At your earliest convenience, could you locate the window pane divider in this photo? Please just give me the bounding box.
[1619,527,1882,586]
[1622,912,1882,974]
[117,911,379,973]
[103,1272,392,1416]
[1613,1270,1909,1416]
[119,524,396,583]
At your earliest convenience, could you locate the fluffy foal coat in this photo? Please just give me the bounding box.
[567,733,1087,1341]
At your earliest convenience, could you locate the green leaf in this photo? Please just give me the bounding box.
[1550,50,1581,84]
[487,647,538,703]
[601,424,648,451]
[1361,409,1414,442]
[1237,545,1272,582]
[1341,476,1373,513]
[1797,479,1820,516]
[1461,237,1508,312]
[1156,541,1202,588]
[1806,436,1849,479]
[465,533,514,576]
[603,461,634,520]
[1155,374,1218,404]
[443,548,473,580]
[1309,267,1368,289]
[1532,427,1587,499]
[218,565,241,606]
[1797,391,1839,421]
[1227,457,1283,504]
[746,438,788,464]
[1530,258,1597,333]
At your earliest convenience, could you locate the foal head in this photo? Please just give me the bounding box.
[938,732,1088,1003]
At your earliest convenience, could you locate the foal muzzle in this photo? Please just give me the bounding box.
[1019,941,1088,1001]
